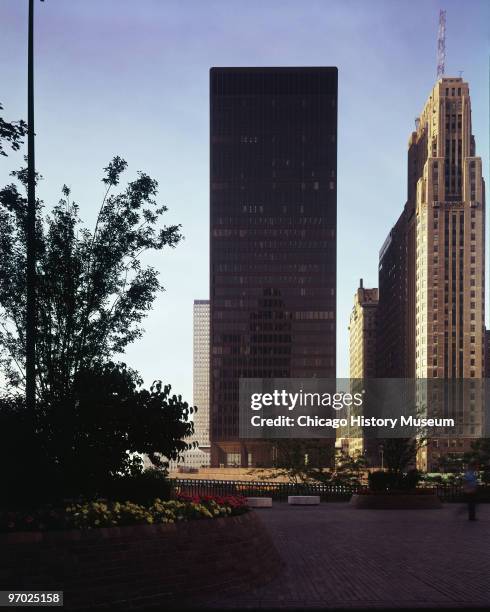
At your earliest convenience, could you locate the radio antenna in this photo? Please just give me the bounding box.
[436,9,446,79]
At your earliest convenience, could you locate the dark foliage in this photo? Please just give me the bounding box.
[0,362,195,508]
[368,469,421,492]
[377,438,420,474]
[251,441,365,487]
[0,103,27,157]
[104,469,174,505]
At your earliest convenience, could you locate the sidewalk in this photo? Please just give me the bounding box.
[199,503,490,609]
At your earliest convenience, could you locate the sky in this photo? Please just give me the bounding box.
[0,0,489,405]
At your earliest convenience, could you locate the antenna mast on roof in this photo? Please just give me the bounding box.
[436,9,446,80]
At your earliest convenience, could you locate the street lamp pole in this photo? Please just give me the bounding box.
[26,0,38,412]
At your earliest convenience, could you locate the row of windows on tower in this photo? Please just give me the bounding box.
[445,87,463,97]
[211,181,335,192]
[214,210,335,220]
[433,220,477,230]
[445,114,462,130]
[214,262,331,271]
[238,134,336,143]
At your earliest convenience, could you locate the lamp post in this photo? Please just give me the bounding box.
[26,0,37,412]
[26,0,43,412]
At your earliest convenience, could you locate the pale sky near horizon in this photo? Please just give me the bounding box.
[0,0,489,405]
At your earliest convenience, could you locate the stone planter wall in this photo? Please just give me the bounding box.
[0,511,282,610]
[350,493,442,509]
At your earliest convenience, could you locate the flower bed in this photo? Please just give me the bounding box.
[0,494,248,533]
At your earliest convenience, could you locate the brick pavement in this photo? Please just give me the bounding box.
[193,503,490,609]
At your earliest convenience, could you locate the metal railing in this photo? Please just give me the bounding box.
[173,479,490,503]
[174,479,359,501]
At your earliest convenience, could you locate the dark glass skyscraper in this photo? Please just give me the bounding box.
[210,68,338,467]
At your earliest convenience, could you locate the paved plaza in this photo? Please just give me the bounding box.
[198,502,490,609]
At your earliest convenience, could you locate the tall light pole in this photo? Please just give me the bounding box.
[26,0,41,412]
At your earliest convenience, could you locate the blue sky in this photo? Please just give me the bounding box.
[1,0,489,404]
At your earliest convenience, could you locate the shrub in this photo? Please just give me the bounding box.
[399,469,421,490]
[368,471,398,491]
[368,469,421,492]
[0,367,196,509]
[104,469,174,505]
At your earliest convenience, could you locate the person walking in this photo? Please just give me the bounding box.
[462,462,479,521]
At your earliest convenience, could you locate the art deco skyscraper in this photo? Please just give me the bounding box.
[375,77,485,471]
[413,78,485,380]
[210,67,338,468]
[413,79,486,470]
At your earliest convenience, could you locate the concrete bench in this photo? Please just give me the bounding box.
[246,497,273,508]
[288,495,320,505]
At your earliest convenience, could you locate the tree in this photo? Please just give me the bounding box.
[461,438,490,483]
[250,440,332,485]
[0,103,27,157]
[0,156,182,401]
[435,452,466,475]
[249,440,365,488]
[375,406,429,474]
[0,157,194,505]
[309,449,367,487]
[380,438,421,474]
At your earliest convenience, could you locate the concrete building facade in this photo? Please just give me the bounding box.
[193,300,211,453]
[347,280,379,461]
[349,280,378,380]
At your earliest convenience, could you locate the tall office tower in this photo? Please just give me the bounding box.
[377,204,415,378]
[376,100,426,379]
[379,78,485,374]
[347,280,378,460]
[193,300,211,454]
[414,78,485,380]
[377,77,485,471]
[210,67,338,468]
[349,280,378,379]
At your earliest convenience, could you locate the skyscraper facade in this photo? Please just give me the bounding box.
[413,78,485,471]
[374,77,485,471]
[349,280,378,379]
[377,204,415,378]
[347,280,379,460]
[193,300,211,453]
[413,78,485,380]
[210,67,338,467]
